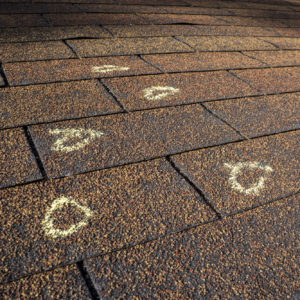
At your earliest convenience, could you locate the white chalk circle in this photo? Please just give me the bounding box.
[224,161,273,195]
[143,86,179,101]
[91,65,130,73]
[49,128,105,153]
[42,196,94,239]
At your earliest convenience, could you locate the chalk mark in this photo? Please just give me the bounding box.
[224,161,273,195]
[42,196,94,239]
[49,128,104,153]
[91,65,130,73]
[143,86,179,101]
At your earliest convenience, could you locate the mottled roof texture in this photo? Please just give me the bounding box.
[0,0,299,298]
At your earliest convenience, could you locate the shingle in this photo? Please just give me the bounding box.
[0,80,121,129]
[261,37,300,49]
[3,56,160,86]
[0,14,48,27]
[0,26,111,43]
[0,3,81,13]
[231,67,300,93]
[29,104,241,178]
[139,13,228,25]
[243,50,300,66]
[0,265,91,298]
[0,41,76,63]
[177,36,277,51]
[193,25,280,37]
[105,24,201,37]
[172,131,300,215]
[67,37,193,57]
[204,93,300,137]
[103,71,259,110]
[142,52,265,72]
[45,13,148,26]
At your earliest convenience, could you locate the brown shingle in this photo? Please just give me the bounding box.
[0,41,76,63]
[103,71,259,110]
[106,24,280,38]
[139,13,228,25]
[243,50,300,66]
[194,25,280,37]
[0,159,216,282]
[231,67,300,93]
[105,24,201,37]
[172,131,300,215]
[0,265,91,298]
[142,52,265,72]
[29,104,241,178]
[204,93,300,137]
[261,37,300,49]
[45,13,148,26]
[0,80,121,129]
[177,36,277,51]
[3,56,160,86]
[0,14,48,27]
[67,37,193,57]
[218,16,288,27]
[0,26,111,43]
[85,194,299,298]
[0,3,81,13]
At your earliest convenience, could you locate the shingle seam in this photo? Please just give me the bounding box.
[227,69,264,94]
[0,62,9,87]
[239,51,270,67]
[77,261,100,300]
[166,155,223,218]
[23,126,48,180]
[62,39,80,58]
[100,79,129,113]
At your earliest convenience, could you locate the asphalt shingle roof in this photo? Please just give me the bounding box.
[0,0,299,298]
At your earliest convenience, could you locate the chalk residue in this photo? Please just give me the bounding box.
[224,161,273,195]
[42,196,94,239]
[143,86,179,101]
[91,65,130,73]
[49,128,104,153]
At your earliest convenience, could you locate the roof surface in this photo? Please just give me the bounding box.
[0,0,299,298]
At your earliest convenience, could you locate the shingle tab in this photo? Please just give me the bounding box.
[45,13,148,26]
[0,14,48,27]
[0,265,91,298]
[0,26,111,43]
[242,50,300,67]
[3,56,160,86]
[261,37,300,49]
[231,67,300,93]
[0,80,121,129]
[0,41,76,63]
[142,52,265,73]
[105,24,201,37]
[140,13,228,25]
[29,104,241,178]
[67,37,193,57]
[204,93,300,137]
[103,71,259,110]
[177,36,277,51]
[171,131,300,215]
